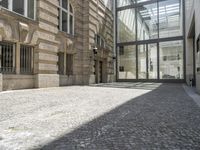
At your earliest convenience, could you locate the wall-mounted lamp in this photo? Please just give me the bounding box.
[112,56,116,60]
[93,46,98,55]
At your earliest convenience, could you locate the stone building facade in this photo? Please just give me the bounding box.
[0,0,115,91]
[185,0,200,93]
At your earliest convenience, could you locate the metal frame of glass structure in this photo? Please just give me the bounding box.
[115,0,186,82]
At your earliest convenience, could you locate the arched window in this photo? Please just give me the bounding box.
[59,0,74,35]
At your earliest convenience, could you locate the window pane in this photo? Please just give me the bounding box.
[118,45,136,79]
[138,44,147,79]
[66,54,73,75]
[62,11,68,32]
[148,44,158,79]
[137,3,158,41]
[0,0,8,9]
[69,15,73,34]
[70,4,73,13]
[28,0,35,19]
[159,0,183,38]
[20,45,33,74]
[137,0,151,3]
[62,0,68,10]
[13,0,24,15]
[159,40,183,79]
[117,0,135,7]
[58,52,64,75]
[117,9,136,43]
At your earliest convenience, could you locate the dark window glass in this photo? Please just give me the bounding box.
[119,66,124,72]
[70,4,73,13]
[28,0,35,19]
[20,45,33,74]
[13,0,24,15]
[69,15,73,34]
[66,54,73,75]
[1,0,8,8]
[58,52,64,75]
[0,42,15,73]
[62,11,68,32]
[62,0,68,10]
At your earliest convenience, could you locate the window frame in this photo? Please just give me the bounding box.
[1,0,36,20]
[59,0,74,35]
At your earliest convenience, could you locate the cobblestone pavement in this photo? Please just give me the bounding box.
[0,83,200,150]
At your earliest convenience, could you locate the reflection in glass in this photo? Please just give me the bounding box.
[118,46,136,79]
[159,0,183,38]
[137,0,152,4]
[28,0,35,19]
[137,3,158,41]
[117,0,135,7]
[117,9,136,43]
[62,11,68,32]
[138,44,147,79]
[13,0,24,15]
[1,0,8,9]
[148,44,158,79]
[159,41,183,79]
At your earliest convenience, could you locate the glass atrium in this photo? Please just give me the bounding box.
[116,0,184,81]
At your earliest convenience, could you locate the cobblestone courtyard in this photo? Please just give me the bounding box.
[0,83,200,150]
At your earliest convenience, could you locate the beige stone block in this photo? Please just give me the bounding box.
[39,53,58,62]
[2,75,34,91]
[39,63,58,72]
[35,74,59,88]
[59,75,74,86]
[38,1,58,16]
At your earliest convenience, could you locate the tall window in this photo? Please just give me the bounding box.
[0,42,15,74]
[59,0,74,35]
[66,54,73,75]
[58,53,73,75]
[20,45,33,74]
[0,0,35,19]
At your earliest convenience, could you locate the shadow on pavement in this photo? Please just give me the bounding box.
[33,84,200,150]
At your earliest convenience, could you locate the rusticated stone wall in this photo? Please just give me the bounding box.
[0,0,114,91]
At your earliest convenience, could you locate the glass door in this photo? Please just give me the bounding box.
[138,44,147,79]
[148,43,158,79]
[138,43,158,80]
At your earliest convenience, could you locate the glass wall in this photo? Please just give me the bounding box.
[137,2,158,40]
[159,40,183,79]
[118,45,137,79]
[117,9,136,43]
[116,0,185,81]
[138,44,147,79]
[159,0,183,38]
[117,0,135,7]
[148,44,158,79]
